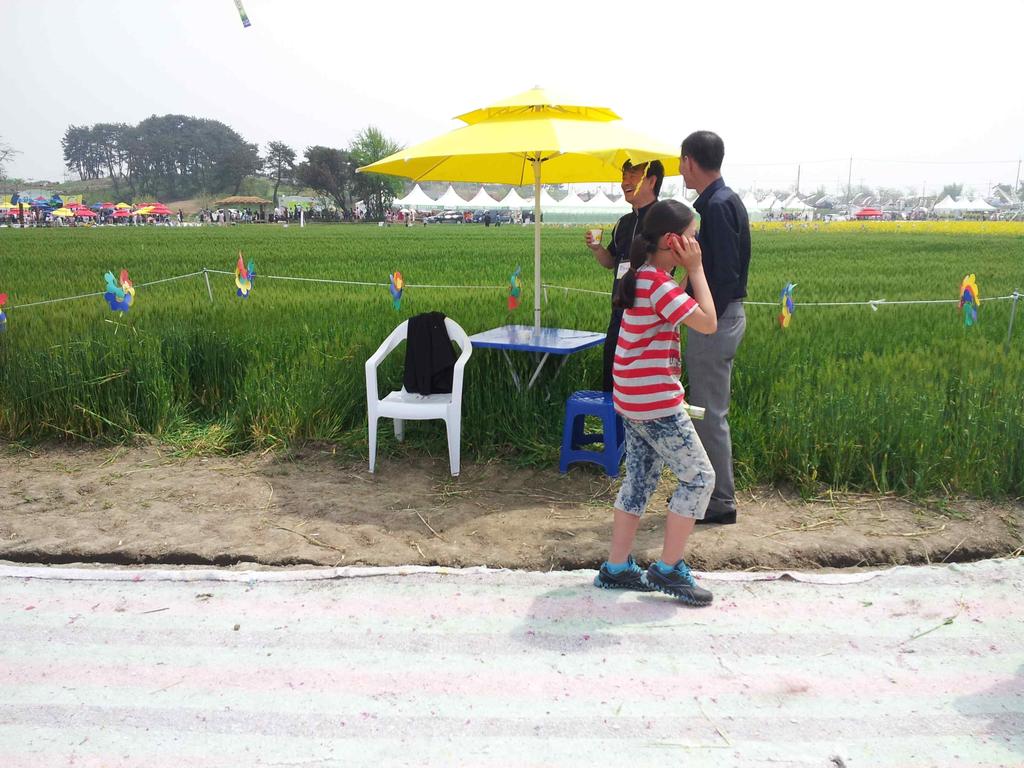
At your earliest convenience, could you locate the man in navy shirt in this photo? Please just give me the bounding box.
[585,159,664,391]
[679,131,750,524]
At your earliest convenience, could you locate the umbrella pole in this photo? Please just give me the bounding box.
[533,156,542,334]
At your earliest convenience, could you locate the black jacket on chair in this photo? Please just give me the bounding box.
[403,312,457,395]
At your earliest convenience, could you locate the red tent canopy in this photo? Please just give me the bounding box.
[855,208,883,218]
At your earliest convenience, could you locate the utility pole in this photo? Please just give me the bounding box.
[1016,159,1021,200]
[846,156,853,203]
[796,164,801,195]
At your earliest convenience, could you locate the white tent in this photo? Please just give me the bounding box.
[558,189,588,208]
[933,195,962,213]
[394,184,438,209]
[763,196,785,212]
[539,188,562,209]
[585,190,624,209]
[465,187,501,208]
[741,191,762,211]
[782,195,814,212]
[966,197,996,212]
[669,190,696,211]
[498,188,532,208]
[435,185,470,209]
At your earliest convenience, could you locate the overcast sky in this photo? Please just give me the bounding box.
[5,0,1023,196]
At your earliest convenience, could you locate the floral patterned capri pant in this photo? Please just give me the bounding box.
[614,410,716,520]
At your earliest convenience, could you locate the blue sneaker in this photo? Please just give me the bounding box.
[642,560,713,606]
[593,555,653,591]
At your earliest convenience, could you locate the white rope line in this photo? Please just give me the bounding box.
[137,271,205,287]
[540,284,1022,306]
[9,289,107,310]
[8,271,205,310]
[4,269,1020,313]
[743,293,1020,307]
[542,284,610,296]
[203,269,502,290]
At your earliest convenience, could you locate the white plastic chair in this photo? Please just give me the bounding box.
[365,317,472,476]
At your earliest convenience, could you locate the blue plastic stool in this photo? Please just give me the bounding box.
[559,390,625,477]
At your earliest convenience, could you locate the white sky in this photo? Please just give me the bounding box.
[5,0,1023,196]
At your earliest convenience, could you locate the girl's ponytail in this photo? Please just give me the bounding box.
[611,200,695,309]
[612,233,655,309]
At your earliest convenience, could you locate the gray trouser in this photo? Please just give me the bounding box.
[685,301,746,515]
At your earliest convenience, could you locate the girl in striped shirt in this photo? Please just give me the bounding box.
[594,199,719,605]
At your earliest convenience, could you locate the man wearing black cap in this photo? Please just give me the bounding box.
[585,159,664,391]
[679,131,750,525]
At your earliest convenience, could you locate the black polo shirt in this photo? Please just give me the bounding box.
[693,177,750,318]
[607,200,656,309]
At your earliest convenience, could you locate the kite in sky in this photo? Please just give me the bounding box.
[234,0,251,27]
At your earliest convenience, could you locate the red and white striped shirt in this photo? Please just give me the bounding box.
[612,265,698,420]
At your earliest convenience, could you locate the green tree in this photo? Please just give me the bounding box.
[938,183,963,201]
[877,187,904,203]
[62,125,102,181]
[349,126,402,221]
[264,141,297,207]
[63,115,260,200]
[296,146,355,212]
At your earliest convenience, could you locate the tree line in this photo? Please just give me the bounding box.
[59,118,403,219]
[61,116,260,201]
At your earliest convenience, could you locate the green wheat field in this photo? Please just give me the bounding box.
[0,224,1021,496]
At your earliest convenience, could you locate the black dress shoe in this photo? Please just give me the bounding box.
[696,510,737,525]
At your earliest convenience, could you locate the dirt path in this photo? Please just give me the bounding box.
[1,443,1021,570]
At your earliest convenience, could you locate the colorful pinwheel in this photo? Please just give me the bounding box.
[389,271,404,310]
[778,282,796,328]
[235,252,255,298]
[508,266,522,311]
[103,270,135,313]
[0,292,7,333]
[959,274,980,327]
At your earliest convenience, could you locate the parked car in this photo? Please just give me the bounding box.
[471,209,512,224]
[425,210,464,224]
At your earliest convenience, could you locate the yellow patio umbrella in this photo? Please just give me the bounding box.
[358,87,681,332]
[50,207,75,217]
[134,206,155,215]
[115,202,132,209]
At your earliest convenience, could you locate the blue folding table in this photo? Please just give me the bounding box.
[469,325,606,391]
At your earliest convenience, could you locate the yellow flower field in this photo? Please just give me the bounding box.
[756,220,1024,236]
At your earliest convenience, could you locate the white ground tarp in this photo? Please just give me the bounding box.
[1,559,1021,767]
